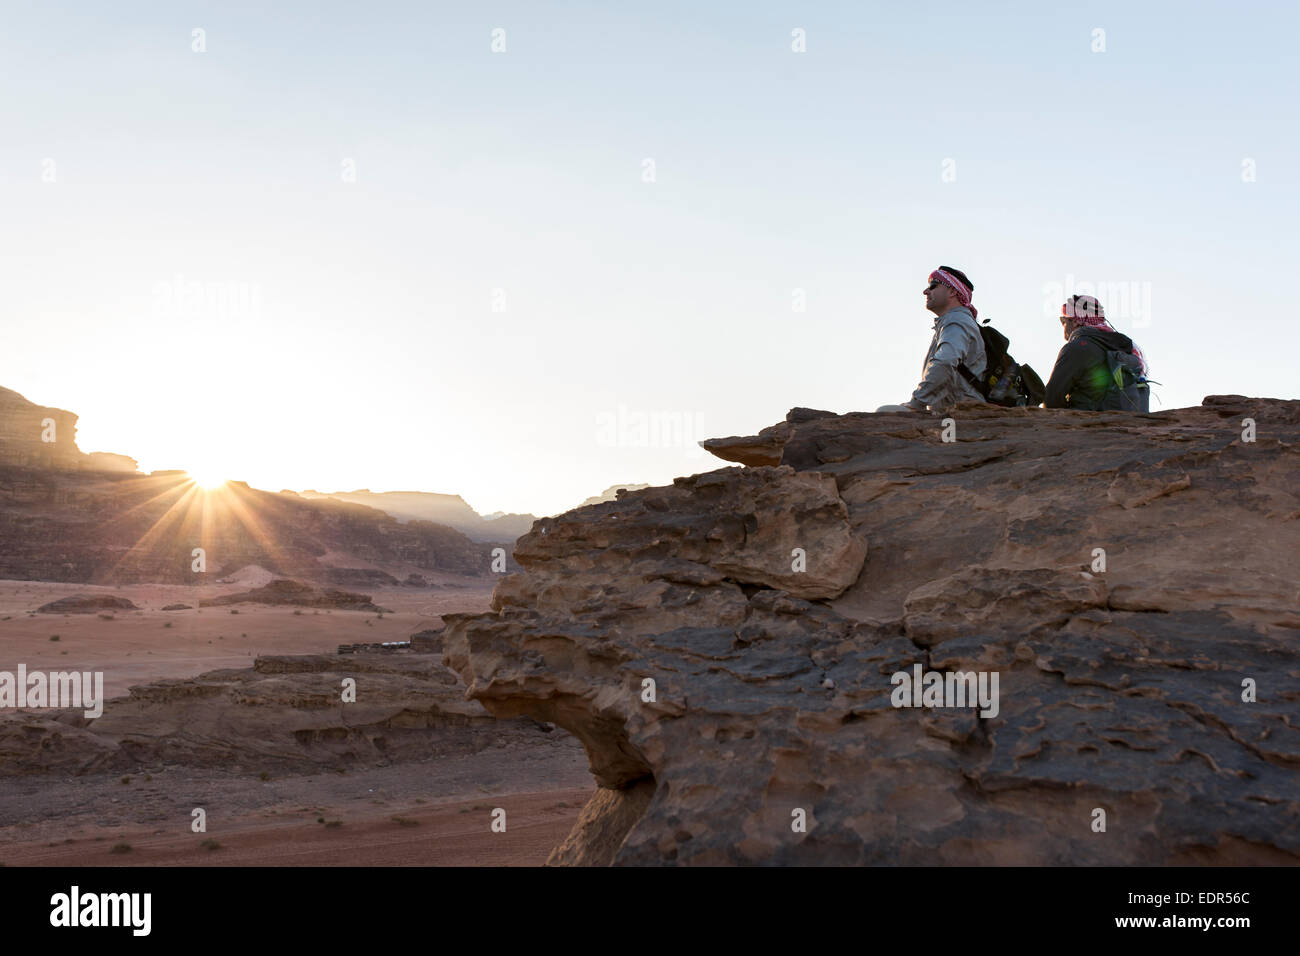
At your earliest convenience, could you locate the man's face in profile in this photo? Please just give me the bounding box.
[924,278,951,315]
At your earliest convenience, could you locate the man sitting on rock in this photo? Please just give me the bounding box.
[876,266,987,413]
[1045,295,1150,412]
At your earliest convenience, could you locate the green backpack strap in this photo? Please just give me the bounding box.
[1104,348,1149,411]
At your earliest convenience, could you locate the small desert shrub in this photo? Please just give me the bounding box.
[324,820,343,828]
[120,776,131,785]
[230,609,239,615]
[200,839,222,851]
[98,613,114,621]
[110,843,132,854]
[49,635,60,641]
[316,817,325,823]
[163,621,173,628]
[391,816,418,827]
[258,771,270,781]
[293,609,303,615]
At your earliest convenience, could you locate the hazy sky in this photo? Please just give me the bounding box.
[2,2,1296,517]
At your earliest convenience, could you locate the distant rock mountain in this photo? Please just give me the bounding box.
[576,483,651,508]
[0,466,504,585]
[297,485,661,540]
[85,452,139,472]
[0,385,513,585]
[296,489,538,543]
[0,386,138,472]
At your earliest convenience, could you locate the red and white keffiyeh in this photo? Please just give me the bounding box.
[1063,295,1148,375]
[930,268,977,320]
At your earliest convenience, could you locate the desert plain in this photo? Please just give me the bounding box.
[0,574,593,866]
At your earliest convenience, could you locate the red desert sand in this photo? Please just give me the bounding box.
[0,577,593,866]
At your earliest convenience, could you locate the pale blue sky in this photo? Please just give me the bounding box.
[2,1,1296,516]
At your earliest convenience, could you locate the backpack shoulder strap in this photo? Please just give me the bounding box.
[959,319,1008,393]
[956,361,984,393]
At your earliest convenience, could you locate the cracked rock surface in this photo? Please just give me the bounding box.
[444,396,1300,864]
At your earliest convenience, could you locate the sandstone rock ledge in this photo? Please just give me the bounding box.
[443,396,1300,865]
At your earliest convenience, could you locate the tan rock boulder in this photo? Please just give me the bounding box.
[443,396,1300,865]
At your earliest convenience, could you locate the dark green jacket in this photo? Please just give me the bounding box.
[1045,326,1147,411]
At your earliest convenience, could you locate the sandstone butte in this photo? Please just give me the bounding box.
[442,395,1300,865]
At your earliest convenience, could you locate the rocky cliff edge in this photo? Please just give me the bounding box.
[443,396,1300,865]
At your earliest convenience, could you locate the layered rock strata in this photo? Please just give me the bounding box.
[0,654,571,776]
[443,396,1300,865]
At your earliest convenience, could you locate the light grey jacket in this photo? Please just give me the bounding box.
[907,306,987,411]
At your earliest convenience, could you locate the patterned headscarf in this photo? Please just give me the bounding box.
[1063,295,1148,375]
[929,268,976,320]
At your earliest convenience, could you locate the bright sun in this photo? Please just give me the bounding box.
[187,469,229,490]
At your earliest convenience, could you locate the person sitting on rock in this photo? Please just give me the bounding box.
[1045,295,1150,412]
[876,266,988,414]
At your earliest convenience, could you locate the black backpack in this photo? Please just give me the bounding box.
[958,319,1046,407]
[1083,332,1151,412]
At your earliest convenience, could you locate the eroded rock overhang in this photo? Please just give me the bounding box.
[443,396,1300,865]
